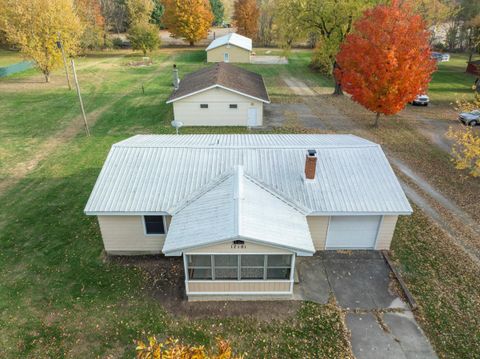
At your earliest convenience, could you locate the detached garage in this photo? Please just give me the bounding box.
[167,63,270,127]
[206,33,252,63]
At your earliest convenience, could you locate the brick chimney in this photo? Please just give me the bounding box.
[173,64,180,90]
[305,149,317,180]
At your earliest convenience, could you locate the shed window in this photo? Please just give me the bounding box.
[144,215,165,235]
[229,104,238,109]
[200,104,208,109]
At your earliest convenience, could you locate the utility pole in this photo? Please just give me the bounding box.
[56,33,72,90]
[71,59,90,136]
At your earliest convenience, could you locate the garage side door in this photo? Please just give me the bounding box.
[326,216,381,249]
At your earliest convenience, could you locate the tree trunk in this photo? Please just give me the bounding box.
[374,112,380,127]
[333,61,343,96]
[189,41,194,46]
[333,78,343,96]
[44,72,50,83]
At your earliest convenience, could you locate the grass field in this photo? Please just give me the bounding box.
[429,53,478,104]
[0,49,24,66]
[0,49,352,358]
[1,48,479,358]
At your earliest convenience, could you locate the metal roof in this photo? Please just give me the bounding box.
[163,166,315,255]
[205,33,252,52]
[84,134,412,215]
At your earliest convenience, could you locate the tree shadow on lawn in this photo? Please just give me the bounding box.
[109,255,301,322]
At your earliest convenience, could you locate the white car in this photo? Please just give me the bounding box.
[411,94,429,106]
[458,110,480,126]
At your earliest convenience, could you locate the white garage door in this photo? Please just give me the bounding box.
[326,216,381,249]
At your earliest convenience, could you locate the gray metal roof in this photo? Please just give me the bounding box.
[163,166,315,255]
[84,134,412,215]
[205,33,252,52]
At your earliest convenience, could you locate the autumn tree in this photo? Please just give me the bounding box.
[127,0,154,26]
[128,21,160,55]
[232,0,259,39]
[334,1,436,127]
[273,0,380,95]
[210,0,225,26]
[0,0,83,82]
[100,0,128,34]
[446,94,480,177]
[162,0,213,46]
[75,0,106,49]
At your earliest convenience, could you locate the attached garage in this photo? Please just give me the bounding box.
[326,216,382,249]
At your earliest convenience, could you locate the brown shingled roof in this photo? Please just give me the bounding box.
[166,63,270,103]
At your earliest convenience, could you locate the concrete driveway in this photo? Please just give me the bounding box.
[251,56,288,64]
[294,252,437,359]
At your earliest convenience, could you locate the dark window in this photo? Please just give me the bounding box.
[144,216,165,234]
[187,255,212,280]
[200,104,208,109]
[214,255,238,280]
[229,104,238,109]
[266,255,291,280]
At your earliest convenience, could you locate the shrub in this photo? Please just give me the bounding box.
[127,21,160,56]
[135,337,243,359]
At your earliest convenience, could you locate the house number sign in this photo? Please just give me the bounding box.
[231,240,246,249]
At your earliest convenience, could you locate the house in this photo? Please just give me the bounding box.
[206,33,252,63]
[166,63,270,127]
[85,134,412,300]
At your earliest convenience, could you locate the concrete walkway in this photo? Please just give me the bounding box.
[251,56,288,64]
[294,252,437,359]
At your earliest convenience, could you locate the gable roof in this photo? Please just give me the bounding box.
[205,33,252,52]
[84,134,412,216]
[162,166,315,255]
[166,63,270,104]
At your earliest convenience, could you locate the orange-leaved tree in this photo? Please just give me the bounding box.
[232,0,259,39]
[136,337,243,359]
[162,0,213,46]
[334,0,436,127]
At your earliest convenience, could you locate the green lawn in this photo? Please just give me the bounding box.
[1,48,479,358]
[392,208,480,358]
[428,53,478,104]
[0,49,352,358]
[0,49,24,66]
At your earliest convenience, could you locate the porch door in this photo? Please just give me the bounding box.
[247,108,257,126]
[224,52,229,62]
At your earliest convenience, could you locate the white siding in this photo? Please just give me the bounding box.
[307,216,329,250]
[97,215,171,254]
[207,44,251,63]
[188,241,291,254]
[172,87,263,126]
[375,215,398,250]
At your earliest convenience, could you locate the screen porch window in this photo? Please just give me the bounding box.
[143,215,165,234]
[188,255,212,280]
[186,254,292,280]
